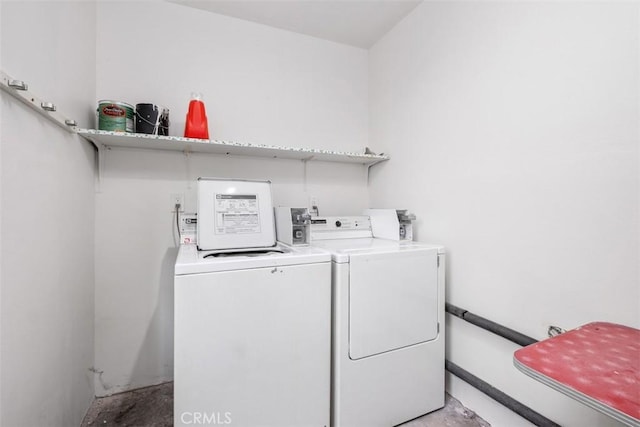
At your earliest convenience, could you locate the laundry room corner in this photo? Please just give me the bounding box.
[92,0,372,398]
[0,0,638,426]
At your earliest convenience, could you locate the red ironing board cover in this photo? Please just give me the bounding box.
[514,322,640,422]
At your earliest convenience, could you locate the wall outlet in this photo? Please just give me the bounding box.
[171,193,184,212]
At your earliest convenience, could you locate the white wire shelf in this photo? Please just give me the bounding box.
[76,129,389,165]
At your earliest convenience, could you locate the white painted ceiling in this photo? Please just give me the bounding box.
[168,0,422,48]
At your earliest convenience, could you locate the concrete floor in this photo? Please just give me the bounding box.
[81,382,489,427]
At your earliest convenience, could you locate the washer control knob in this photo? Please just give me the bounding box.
[335,220,342,228]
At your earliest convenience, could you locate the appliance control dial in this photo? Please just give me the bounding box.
[335,220,342,227]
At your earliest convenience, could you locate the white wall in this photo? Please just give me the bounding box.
[0,2,4,422]
[93,1,370,396]
[369,2,639,426]
[96,1,368,152]
[0,1,97,426]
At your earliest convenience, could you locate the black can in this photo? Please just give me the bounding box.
[136,104,169,135]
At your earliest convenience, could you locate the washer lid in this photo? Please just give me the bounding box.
[174,244,330,275]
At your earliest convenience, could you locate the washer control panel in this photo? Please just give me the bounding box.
[310,216,372,240]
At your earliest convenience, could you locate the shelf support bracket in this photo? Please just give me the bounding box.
[366,158,386,184]
[95,144,106,193]
[184,150,193,189]
[302,158,309,193]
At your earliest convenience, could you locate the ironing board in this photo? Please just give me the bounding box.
[513,322,640,427]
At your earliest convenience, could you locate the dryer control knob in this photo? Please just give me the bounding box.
[335,220,342,227]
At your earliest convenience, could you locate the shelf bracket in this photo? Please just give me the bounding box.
[366,158,386,184]
[95,144,107,193]
[302,158,309,192]
[184,150,193,189]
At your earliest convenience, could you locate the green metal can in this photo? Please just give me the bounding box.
[97,100,134,132]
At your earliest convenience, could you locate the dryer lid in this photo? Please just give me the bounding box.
[312,238,444,263]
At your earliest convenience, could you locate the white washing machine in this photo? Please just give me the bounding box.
[310,216,445,427]
[174,179,332,427]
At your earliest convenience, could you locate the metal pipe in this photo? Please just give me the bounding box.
[444,304,557,424]
[445,303,538,347]
[446,360,561,427]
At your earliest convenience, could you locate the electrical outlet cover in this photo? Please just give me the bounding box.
[171,193,185,212]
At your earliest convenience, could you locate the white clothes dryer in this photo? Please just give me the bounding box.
[309,216,445,427]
